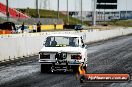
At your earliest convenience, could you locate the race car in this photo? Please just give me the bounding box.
[39,34,87,73]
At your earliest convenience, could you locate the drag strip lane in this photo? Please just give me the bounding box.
[1,35,132,87]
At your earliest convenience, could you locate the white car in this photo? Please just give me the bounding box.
[39,34,87,73]
[16,25,30,33]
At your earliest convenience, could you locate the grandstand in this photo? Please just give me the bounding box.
[0,2,29,19]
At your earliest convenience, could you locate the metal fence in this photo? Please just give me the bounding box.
[0,17,64,25]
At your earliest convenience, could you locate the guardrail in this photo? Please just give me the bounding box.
[0,27,132,62]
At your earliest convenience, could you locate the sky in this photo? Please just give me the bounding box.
[0,0,132,11]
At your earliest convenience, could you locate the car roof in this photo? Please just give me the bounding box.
[46,34,81,37]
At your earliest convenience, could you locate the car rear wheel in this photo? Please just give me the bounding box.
[41,64,51,73]
[72,65,79,73]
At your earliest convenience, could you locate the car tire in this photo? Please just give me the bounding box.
[72,65,79,73]
[41,64,51,73]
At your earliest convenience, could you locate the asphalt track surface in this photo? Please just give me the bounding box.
[1,35,132,87]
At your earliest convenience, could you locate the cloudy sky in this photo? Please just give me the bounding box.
[0,0,132,11]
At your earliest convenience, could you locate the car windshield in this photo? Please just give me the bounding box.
[45,36,79,47]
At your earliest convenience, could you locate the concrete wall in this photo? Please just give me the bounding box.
[28,24,63,31]
[0,27,132,62]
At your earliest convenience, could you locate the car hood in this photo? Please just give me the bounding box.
[40,47,83,53]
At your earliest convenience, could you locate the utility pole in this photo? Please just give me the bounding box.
[81,0,83,25]
[49,0,50,10]
[75,0,77,11]
[36,0,40,18]
[126,0,127,19]
[57,0,59,19]
[27,7,30,16]
[67,0,69,23]
[93,0,97,26]
[40,0,42,9]
[44,0,47,9]
[6,0,9,21]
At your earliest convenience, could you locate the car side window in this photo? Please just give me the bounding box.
[45,37,51,47]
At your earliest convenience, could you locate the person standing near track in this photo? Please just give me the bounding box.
[33,24,36,32]
[54,23,56,30]
[21,22,24,33]
[37,21,41,32]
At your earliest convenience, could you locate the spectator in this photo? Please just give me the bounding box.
[37,21,41,32]
[21,22,24,33]
[33,24,36,32]
[54,23,56,30]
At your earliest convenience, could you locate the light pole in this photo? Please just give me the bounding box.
[6,0,9,21]
[67,0,69,23]
[126,0,127,19]
[93,0,97,26]
[36,0,40,18]
[80,0,83,25]
[57,0,60,19]
[49,0,50,10]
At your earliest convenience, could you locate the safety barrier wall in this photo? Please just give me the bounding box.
[0,27,132,61]
[28,24,64,31]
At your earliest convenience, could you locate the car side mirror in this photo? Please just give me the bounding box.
[82,44,86,48]
[43,41,46,46]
